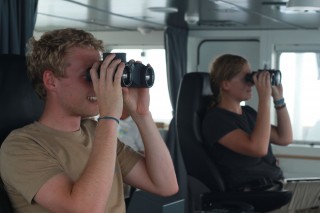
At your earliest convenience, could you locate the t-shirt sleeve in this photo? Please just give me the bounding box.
[0,132,63,204]
[117,140,142,177]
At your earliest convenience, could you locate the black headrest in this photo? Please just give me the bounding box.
[0,54,44,145]
[176,72,213,142]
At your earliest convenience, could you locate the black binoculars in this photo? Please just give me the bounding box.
[245,69,282,86]
[85,53,155,88]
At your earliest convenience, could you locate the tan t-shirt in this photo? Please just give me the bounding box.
[0,119,142,213]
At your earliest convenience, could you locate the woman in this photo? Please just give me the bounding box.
[202,54,320,212]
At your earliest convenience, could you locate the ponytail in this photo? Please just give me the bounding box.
[210,77,220,108]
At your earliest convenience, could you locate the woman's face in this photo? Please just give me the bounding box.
[224,63,253,102]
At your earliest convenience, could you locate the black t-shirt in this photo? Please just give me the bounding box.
[202,105,283,190]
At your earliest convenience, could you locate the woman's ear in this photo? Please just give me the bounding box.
[221,80,230,91]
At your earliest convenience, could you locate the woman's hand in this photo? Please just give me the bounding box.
[271,84,283,101]
[253,71,272,100]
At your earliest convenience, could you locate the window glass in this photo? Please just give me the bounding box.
[111,49,173,124]
[279,52,320,143]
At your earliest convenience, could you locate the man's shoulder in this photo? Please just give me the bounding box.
[2,122,38,140]
[1,122,40,149]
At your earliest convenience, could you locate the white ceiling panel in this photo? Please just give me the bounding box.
[34,0,320,32]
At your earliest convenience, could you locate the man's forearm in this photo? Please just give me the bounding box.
[134,114,178,196]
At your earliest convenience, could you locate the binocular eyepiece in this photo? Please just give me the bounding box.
[245,69,282,86]
[85,53,155,88]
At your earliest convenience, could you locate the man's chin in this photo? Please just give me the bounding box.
[81,110,99,119]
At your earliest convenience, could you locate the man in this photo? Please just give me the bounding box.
[0,28,178,212]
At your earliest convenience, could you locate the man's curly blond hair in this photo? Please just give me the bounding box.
[26,28,104,99]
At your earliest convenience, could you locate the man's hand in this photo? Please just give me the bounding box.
[90,53,124,118]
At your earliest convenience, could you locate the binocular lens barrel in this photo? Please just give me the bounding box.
[245,69,281,86]
[85,54,155,88]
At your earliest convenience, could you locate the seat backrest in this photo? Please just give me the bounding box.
[0,54,44,143]
[176,72,226,192]
[0,54,44,212]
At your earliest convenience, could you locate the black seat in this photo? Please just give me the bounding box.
[0,54,44,212]
[175,72,292,212]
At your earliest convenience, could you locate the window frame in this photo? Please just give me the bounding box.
[275,44,320,145]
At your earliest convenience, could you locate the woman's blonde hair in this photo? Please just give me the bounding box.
[209,54,248,107]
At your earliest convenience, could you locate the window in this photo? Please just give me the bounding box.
[111,49,172,125]
[279,51,320,143]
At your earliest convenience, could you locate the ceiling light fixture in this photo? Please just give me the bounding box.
[184,12,199,25]
[148,7,178,13]
[137,26,153,35]
[286,0,320,11]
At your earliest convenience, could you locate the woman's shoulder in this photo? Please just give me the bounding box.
[204,107,223,118]
[203,107,234,124]
[242,105,257,114]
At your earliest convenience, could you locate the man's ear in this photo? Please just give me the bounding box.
[42,70,57,90]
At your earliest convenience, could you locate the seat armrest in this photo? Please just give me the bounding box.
[200,192,255,212]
